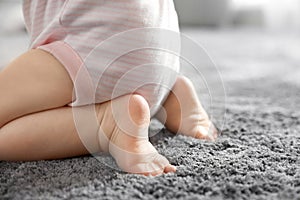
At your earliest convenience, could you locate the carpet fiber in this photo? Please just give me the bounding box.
[1,29,300,200]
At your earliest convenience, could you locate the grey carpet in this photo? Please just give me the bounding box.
[1,29,300,200]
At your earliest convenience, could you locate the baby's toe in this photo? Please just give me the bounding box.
[164,164,177,173]
[195,125,218,141]
[153,154,176,174]
[129,153,175,176]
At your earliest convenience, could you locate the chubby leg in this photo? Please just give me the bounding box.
[0,48,85,160]
[156,76,218,141]
[0,94,176,176]
[0,49,73,127]
[0,49,175,176]
[0,106,91,161]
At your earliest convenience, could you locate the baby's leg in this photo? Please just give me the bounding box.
[156,76,218,141]
[0,106,92,160]
[0,49,175,175]
[0,49,73,127]
[0,48,85,159]
[0,94,176,176]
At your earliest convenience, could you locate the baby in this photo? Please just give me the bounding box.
[0,0,218,176]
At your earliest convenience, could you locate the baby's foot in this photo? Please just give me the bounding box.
[97,94,176,176]
[156,76,218,141]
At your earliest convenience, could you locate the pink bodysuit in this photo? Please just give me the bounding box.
[23,0,180,116]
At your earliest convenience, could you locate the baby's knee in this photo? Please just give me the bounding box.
[128,94,150,126]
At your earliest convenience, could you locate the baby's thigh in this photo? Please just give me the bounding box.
[0,49,74,127]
